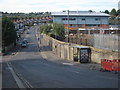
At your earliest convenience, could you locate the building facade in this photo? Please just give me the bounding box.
[51,11,110,30]
[118,1,120,10]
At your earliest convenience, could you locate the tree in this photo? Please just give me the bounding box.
[89,10,93,12]
[53,23,65,38]
[40,25,52,34]
[110,8,117,16]
[109,16,116,25]
[116,9,120,16]
[104,10,109,14]
[40,23,65,38]
[44,25,52,34]
[2,17,17,47]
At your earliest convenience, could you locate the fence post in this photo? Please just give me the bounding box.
[76,35,77,44]
[60,44,61,58]
[86,39,87,46]
[69,46,70,60]
[81,38,82,45]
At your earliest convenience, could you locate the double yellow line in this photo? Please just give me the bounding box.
[7,62,33,88]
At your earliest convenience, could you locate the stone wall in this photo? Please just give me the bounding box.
[91,47,118,63]
[43,34,119,64]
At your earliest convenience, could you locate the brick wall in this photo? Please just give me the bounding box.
[64,24,109,30]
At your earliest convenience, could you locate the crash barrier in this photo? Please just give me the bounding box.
[101,59,120,71]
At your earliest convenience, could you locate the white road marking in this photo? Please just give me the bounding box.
[63,63,74,66]
[72,71,80,74]
[7,62,25,88]
[0,74,1,90]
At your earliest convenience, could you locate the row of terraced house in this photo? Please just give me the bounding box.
[14,16,53,30]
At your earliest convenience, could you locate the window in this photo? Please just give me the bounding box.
[62,18,76,21]
[82,18,85,21]
[70,18,76,20]
[78,24,82,27]
[86,24,97,26]
[62,18,66,20]
[95,18,100,21]
[74,24,76,27]
[86,24,92,26]
[93,25,97,26]
[70,24,72,27]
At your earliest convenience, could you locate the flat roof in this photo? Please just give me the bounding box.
[71,46,90,49]
[51,11,110,17]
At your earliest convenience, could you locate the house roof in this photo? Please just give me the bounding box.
[117,15,120,18]
[51,11,110,17]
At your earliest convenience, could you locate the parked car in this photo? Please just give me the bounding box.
[21,41,27,47]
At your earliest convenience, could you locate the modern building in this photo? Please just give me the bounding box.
[118,1,120,10]
[51,11,110,31]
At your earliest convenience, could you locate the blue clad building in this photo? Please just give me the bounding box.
[51,11,110,30]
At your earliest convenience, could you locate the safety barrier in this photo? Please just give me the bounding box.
[101,59,120,71]
[101,59,106,70]
[105,60,113,71]
[112,59,120,71]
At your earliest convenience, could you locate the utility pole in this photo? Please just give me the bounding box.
[77,10,79,44]
[67,10,69,42]
[55,29,56,39]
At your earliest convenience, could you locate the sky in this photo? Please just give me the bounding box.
[0,0,119,13]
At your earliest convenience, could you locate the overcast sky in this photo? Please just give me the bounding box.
[0,0,119,13]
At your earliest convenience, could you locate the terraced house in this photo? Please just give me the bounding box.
[51,11,110,32]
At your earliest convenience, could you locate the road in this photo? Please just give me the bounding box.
[2,25,119,88]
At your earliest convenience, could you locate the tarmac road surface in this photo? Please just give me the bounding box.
[2,25,119,88]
